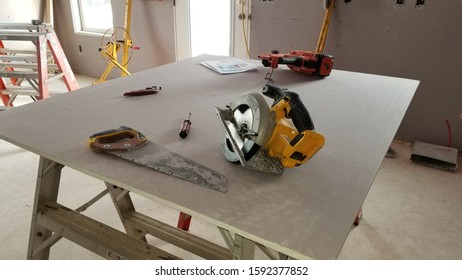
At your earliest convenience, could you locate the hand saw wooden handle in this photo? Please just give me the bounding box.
[88,126,148,154]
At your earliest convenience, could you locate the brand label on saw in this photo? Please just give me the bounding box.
[246,94,260,112]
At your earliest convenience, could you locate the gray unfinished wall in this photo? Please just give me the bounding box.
[250,0,462,150]
[1,0,55,75]
[0,0,42,23]
[53,0,175,79]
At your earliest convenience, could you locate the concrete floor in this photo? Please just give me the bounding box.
[1,76,461,260]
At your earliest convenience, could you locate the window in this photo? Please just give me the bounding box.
[190,0,231,57]
[71,0,113,34]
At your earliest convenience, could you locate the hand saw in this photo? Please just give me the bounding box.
[88,126,228,193]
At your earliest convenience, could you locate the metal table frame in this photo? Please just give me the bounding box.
[27,156,285,260]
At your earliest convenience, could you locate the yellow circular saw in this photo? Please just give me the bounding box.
[215,84,325,174]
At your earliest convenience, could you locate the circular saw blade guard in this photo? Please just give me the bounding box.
[215,92,283,174]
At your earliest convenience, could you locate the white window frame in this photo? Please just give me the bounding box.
[70,0,114,35]
[174,0,191,60]
[174,0,251,61]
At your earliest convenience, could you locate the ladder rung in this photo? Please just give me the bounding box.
[0,71,61,81]
[0,55,37,62]
[0,70,40,79]
[0,61,59,70]
[2,87,62,96]
[1,87,36,94]
[11,90,39,96]
[0,31,47,41]
[4,85,35,91]
[0,48,51,55]
[0,23,51,31]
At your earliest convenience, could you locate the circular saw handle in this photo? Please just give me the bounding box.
[262,84,315,132]
[285,92,315,132]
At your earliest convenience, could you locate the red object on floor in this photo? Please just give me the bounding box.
[177,212,192,231]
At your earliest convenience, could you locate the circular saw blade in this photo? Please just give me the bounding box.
[220,92,275,164]
[234,105,254,134]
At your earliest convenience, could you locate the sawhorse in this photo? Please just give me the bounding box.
[27,156,286,260]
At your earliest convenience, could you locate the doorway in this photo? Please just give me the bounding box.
[174,0,251,60]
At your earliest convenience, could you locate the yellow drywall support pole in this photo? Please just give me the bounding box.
[122,0,132,76]
[315,0,334,53]
[95,43,131,84]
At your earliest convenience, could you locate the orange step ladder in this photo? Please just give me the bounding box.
[0,22,78,108]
